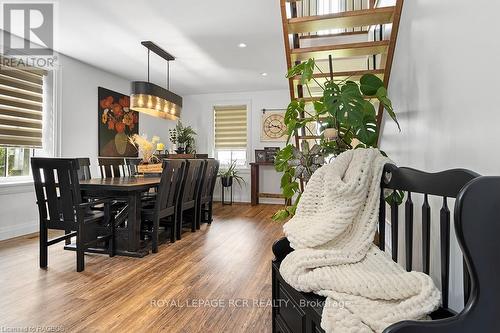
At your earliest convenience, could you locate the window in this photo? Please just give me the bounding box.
[0,147,32,177]
[214,105,248,166]
[0,59,45,179]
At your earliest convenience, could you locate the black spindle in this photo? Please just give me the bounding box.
[391,200,398,262]
[422,194,431,274]
[405,192,413,271]
[378,190,386,251]
[440,197,451,309]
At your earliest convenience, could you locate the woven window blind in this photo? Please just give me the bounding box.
[0,60,45,148]
[214,105,247,149]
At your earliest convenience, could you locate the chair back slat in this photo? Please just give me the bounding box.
[158,159,185,213]
[77,158,91,180]
[404,192,413,271]
[57,167,77,221]
[98,157,125,178]
[31,158,82,225]
[379,163,480,313]
[390,201,399,262]
[378,194,386,251]
[181,159,204,203]
[440,197,451,309]
[422,194,431,274]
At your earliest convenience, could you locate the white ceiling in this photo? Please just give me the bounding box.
[23,0,289,95]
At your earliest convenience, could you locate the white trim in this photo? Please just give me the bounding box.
[0,219,37,241]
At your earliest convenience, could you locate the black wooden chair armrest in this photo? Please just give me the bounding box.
[272,237,293,262]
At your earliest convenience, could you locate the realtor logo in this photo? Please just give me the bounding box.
[2,3,53,55]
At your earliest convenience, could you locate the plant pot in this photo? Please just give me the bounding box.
[221,176,233,187]
[323,128,338,141]
[175,147,185,154]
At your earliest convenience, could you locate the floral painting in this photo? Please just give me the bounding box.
[98,87,139,157]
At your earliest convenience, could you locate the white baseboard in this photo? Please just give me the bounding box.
[0,220,38,241]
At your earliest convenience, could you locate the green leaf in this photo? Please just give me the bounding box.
[379,96,401,131]
[313,101,326,115]
[280,171,292,188]
[283,181,299,199]
[301,59,315,84]
[376,86,387,98]
[286,62,305,78]
[272,209,290,221]
[360,74,384,96]
[286,205,297,216]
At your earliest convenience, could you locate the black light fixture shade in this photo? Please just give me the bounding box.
[130,81,182,120]
[130,41,182,120]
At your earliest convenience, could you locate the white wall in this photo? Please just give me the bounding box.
[0,54,180,240]
[183,89,290,203]
[379,0,500,312]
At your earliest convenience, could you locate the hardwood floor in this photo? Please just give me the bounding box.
[0,204,284,333]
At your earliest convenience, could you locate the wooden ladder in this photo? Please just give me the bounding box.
[279,0,404,145]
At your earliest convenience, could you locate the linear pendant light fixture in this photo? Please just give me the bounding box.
[130,41,182,120]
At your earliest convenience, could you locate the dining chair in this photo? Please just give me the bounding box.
[141,159,186,253]
[31,158,115,272]
[98,157,126,178]
[176,159,205,240]
[125,158,142,176]
[77,158,92,180]
[196,159,219,229]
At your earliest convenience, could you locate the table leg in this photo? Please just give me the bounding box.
[127,192,141,252]
[251,164,259,206]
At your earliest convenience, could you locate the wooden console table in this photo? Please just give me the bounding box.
[250,162,286,206]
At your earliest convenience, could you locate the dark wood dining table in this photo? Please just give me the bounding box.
[77,176,161,257]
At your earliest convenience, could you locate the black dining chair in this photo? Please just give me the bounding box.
[31,158,115,272]
[77,158,92,180]
[141,159,185,253]
[125,158,142,176]
[196,159,219,229]
[98,157,126,178]
[176,159,205,240]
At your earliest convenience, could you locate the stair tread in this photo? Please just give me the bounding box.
[290,40,389,62]
[292,69,385,80]
[288,7,395,34]
[296,95,375,102]
[300,30,369,40]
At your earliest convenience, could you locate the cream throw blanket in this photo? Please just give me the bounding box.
[280,148,440,333]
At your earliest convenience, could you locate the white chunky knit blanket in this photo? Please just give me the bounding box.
[280,148,440,333]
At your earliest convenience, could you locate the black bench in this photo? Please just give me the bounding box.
[272,164,500,333]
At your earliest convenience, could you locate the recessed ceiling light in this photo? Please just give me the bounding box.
[261,72,268,77]
[238,43,247,48]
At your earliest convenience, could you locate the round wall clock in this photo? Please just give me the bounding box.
[261,111,286,141]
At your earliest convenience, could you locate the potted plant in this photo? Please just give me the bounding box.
[218,160,245,188]
[169,121,197,154]
[272,58,400,221]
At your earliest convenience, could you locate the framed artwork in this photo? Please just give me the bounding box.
[98,87,139,157]
[261,111,287,142]
[255,150,267,163]
[264,147,279,163]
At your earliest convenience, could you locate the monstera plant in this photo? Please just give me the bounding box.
[273,58,400,221]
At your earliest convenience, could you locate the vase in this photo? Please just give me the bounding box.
[175,147,185,154]
[221,176,233,187]
[114,132,128,155]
